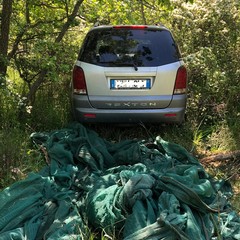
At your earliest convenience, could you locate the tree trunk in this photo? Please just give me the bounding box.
[140,0,147,25]
[0,0,13,81]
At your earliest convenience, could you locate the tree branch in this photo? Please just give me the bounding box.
[55,0,84,43]
[8,17,66,60]
[26,0,84,103]
[200,150,240,163]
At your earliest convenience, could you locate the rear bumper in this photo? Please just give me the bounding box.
[71,94,186,124]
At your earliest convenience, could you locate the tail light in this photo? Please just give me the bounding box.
[174,66,187,94]
[72,66,87,94]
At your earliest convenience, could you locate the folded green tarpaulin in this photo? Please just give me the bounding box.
[0,123,239,239]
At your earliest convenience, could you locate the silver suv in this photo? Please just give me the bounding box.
[71,25,187,123]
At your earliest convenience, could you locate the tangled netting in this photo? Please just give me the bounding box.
[0,123,239,239]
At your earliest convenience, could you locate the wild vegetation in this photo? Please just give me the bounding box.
[0,0,239,214]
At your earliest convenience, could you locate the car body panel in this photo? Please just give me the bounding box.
[77,61,182,109]
[71,94,186,123]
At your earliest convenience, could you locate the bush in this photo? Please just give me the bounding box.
[27,79,72,131]
[0,77,71,188]
[169,0,240,125]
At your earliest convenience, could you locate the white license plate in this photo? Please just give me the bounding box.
[110,79,151,89]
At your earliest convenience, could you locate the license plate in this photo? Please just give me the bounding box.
[110,79,151,89]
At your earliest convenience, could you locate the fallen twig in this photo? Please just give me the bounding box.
[39,144,50,165]
[200,150,240,163]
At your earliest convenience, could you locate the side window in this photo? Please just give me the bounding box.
[78,34,98,63]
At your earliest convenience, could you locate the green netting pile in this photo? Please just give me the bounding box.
[0,123,239,240]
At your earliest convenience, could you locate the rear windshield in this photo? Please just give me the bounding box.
[78,27,181,67]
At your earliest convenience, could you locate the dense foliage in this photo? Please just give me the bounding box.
[170,0,240,125]
[0,0,239,191]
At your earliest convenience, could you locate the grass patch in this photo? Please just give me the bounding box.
[0,128,45,190]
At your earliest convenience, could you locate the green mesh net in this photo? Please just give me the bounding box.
[0,123,239,239]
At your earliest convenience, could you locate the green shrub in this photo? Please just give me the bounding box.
[27,79,72,131]
[169,0,240,125]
